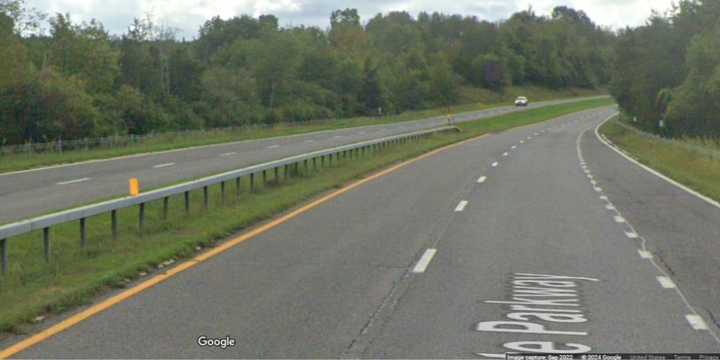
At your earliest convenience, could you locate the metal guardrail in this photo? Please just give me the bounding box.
[0,126,459,274]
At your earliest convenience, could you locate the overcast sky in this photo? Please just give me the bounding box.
[26,0,676,38]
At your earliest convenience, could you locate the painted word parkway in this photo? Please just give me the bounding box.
[475,272,600,357]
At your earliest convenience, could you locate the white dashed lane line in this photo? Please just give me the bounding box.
[686,315,710,331]
[491,162,499,168]
[57,177,91,185]
[588,117,720,340]
[455,200,469,212]
[502,152,509,157]
[657,276,677,289]
[412,248,438,274]
[477,176,487,184]
[153,162,176,169]
[511,145,517,150]
[267,145,281,149]
[219,152,237,157]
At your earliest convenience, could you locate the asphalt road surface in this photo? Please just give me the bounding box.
[0,96,604,224]
[7,106,720,358]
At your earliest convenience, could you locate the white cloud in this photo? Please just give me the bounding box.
[27,0,677,37]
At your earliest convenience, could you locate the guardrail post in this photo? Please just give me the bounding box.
[220,181,226,206]
[203,186,209,209]
[250,173,255,192]
[274,167,279,183]
[313,157,317,170]
[304,160,308,174]
[162,197,169,220]
[1,238,7,274]
[284,165,288,179]
[262,170,267,185]
[139,203,145,235]
[43,227,50,263]
[184,191,190,214]
[321,155,325,167]
[80,218,87,248]
[294,163,299,176]
[111,210,118,241]
[236,177,241,200]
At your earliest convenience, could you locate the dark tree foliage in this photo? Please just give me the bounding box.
[610,0,720,137]
[0,1,613,144]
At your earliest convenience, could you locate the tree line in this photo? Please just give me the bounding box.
[0,0,613,145]
[610,0,720,137]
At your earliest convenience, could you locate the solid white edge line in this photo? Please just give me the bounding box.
[56,177,91,185]
[583,111,720,343]
[657,276,677,289]
[595,116,720,210]
[412,248,438,273]
[455,200,469,212]
[686,314,709,331]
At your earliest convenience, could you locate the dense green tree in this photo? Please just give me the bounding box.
[0,6,613,144]
[609,1,719,136]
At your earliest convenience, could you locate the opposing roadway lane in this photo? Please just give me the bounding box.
[9,106,719,358]
[0,96,604,224]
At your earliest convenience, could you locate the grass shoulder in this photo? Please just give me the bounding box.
[600,117,720,202]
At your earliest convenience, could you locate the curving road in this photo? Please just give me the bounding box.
[0,96,605,224]
[5,106,720,358]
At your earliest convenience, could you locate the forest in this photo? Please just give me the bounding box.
[610,0,720,137]
[0,0,614,145]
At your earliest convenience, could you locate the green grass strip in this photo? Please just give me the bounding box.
[600,118,720,202]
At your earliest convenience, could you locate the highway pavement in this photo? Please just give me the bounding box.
[0,96,604,224]
[6,106,720,358]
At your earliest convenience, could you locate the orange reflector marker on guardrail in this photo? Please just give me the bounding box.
[129,178,140,197]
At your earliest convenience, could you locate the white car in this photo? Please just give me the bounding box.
[514,96,529,107]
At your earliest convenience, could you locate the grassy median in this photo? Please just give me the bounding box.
[600,117,720,201]
[0,87,605,174]
[0,97,614,336]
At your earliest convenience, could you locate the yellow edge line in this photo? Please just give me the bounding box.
[0,133,489,359]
